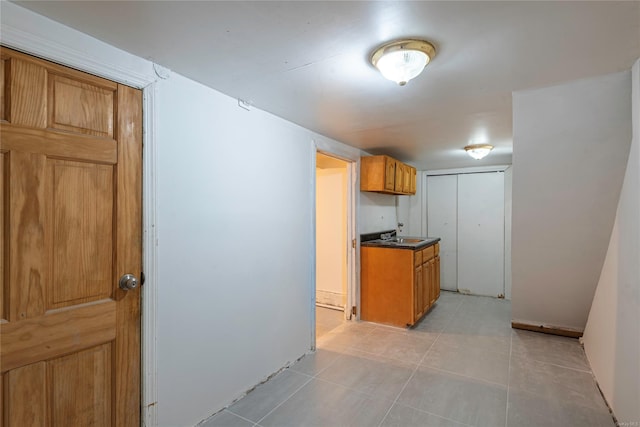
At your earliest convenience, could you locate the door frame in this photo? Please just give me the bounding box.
[311,138,360,349]
[2,15,160,426]
[314,151,354,312]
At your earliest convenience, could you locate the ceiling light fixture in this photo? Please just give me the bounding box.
[464,144,494,160]
[371,39,436,86]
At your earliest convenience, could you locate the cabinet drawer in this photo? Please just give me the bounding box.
[434,243,440,256]
[414,251,423,266]
[422,245,435,261]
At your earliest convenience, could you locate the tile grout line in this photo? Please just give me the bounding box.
[390,402,476,427]
[375,297,466,427]
[254,323,381,426]
[420,365,509,388]
[248,375,314,426]
[509,353,594,373]
[418,297,466,364]
[218,409,260,427]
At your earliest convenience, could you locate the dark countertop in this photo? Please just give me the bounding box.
[361,236,440,250]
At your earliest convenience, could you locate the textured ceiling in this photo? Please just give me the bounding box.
[12,1,640,169]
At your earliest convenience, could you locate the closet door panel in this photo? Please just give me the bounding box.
[427,175,458,291]
[457,172,505,297]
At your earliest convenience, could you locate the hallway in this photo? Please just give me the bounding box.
[202,292,613,427]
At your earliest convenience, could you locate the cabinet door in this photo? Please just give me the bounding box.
[427,259,436,305]
[414,264,424,321]
[402,164,411,193]
[410,167,417,194]
[394,161,403,193]
[422,259,431,313]
[434,255,441,301]
[384,158,395,191]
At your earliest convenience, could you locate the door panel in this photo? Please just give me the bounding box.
[0,47,141,426]
[0,58,5,121]
[6,362,47,426]
[47,160,114,309]
[0,151,4,322]
[427,175,458,291]
[48,74,115,137]
[8,58,48,128]
[9,150,46,321]
[49,343,112,427]
[457,172,505,297]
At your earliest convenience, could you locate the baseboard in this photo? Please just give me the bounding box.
[316,290,344,309]
[511,321,583,338]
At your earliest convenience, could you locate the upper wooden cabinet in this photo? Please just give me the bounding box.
[384,157,396,192]
[361,155,416,195]
[409,166,417,194]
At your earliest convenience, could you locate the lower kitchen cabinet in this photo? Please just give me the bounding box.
[361,242,440,327]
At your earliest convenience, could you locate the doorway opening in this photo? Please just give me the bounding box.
[315,152,353,339]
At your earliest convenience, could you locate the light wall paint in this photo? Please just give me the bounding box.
[583,58,640,423]
[155,73,315,426]
[396,175,422,237]
[504,166,513,301]
[359,191,397,234]
[316,162,348,305]
[0,4,397,426]
[512,71,632,331]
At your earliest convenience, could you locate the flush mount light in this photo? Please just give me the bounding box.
[371,39,436,86]
[464,144,494,160]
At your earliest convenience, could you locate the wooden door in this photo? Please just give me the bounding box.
[0,48,142,426]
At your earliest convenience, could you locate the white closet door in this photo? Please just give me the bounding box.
[457,172,505,297]
[427,175,458,291]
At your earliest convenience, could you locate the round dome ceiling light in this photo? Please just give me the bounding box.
[464,144,494,160]
[370,39,436,86]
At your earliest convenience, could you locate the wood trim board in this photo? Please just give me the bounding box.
[511,321,583,338]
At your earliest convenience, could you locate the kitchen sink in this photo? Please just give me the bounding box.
[387,238,424,244]
[361,232,439,249]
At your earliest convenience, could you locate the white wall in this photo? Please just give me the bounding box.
[359,191,397,234]
[316,165,347,306]
[155,74,317,426]
[582,58,640,424]
[0,5,400,426]
[512,71,632,331]
[504,166,513,300]
[396,173,422,237]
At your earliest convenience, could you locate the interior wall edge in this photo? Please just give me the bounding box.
[582,57,640,424]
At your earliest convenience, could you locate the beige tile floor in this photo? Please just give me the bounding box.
[202,292,614,427]
[316,306,347,339]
